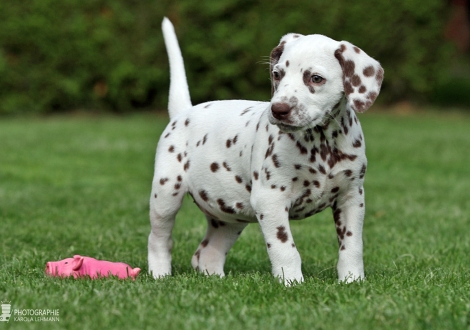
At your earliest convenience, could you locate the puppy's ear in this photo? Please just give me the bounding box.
[334,42,384,112]
[270,33,303,96]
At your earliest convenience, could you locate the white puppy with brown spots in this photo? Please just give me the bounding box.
[148,18,384,285]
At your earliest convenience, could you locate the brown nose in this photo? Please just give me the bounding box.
[271,102,291,120]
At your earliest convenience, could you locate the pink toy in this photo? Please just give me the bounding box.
[45,255,140,280]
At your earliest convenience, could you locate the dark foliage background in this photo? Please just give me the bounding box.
[0,0,456,114]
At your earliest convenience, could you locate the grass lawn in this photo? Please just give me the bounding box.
[1,110,469,329]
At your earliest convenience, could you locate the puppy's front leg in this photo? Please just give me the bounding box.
[251,191,304,285]
[333,186,366,283]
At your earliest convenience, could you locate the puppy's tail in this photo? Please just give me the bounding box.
[162,17,192,119]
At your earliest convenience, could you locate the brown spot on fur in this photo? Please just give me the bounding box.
[363,66,375,77]
[253,171,259,180]
[376,67,384,83]
[201,239,209,247]
[217,199,235,214]
[354,99,366,111]
[159,178,169,185]
[360,164,367,179]
[276,226,288,243]
[344,80,354,95]
[199,190,209,202]
[210,162,219,172]
[223,162,231,171]
[235,175,243,183]
[184,161,190,171]
[343,60,355,78]
[185,118,190,126]
[226,139,232,148]
[236,202,244,209]
[296,141,308,154]
[351,74,362,87]
[272,154,281,168]
[353,139,362,148]
[303,70,316,94]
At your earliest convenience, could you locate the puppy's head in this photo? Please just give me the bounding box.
[268,33,384,132]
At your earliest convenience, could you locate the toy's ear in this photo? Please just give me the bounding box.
[270,33,303,96]
[334,41,384,112]
[72,255,84,271]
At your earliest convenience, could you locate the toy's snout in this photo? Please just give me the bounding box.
[45,261,60,276]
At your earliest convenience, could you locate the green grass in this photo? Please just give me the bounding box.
[1,110,470,329]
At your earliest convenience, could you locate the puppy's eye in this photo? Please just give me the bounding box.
[311,75,324,84]
[273,71,280,80]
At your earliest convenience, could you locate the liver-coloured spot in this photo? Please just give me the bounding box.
[343,60,355,77]
[199,190,209,202]
[272,154,281,168]
[363,66,375,77]
[344,80,354,95]
[222,162,231,171]
[276,226,288,243]
[351,74,362,87]
[217,199,235,214]
[210,162,219,172]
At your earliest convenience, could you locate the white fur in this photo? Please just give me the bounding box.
[149,18,384,285]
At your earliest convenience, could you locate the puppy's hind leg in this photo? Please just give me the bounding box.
[148,173,186,278]
[191,216,248,276]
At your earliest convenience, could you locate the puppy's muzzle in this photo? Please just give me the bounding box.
[271,102,292,121]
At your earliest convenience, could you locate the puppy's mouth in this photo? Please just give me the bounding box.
[276,123,303,132]
[273,114,322,132]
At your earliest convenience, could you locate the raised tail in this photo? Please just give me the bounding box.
[162,17,192,119]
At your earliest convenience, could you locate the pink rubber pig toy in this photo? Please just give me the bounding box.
[45,255,140,280]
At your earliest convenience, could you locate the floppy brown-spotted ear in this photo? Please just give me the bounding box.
[270,33,303,96]
[334,41,384,112]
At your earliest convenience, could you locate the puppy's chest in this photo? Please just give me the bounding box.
[259,126,366,219]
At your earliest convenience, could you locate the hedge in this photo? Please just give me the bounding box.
[0,0,453,114]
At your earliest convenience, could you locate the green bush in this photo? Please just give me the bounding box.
[0,0,453,114]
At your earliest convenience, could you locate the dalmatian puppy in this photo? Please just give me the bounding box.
[149,18,384,284]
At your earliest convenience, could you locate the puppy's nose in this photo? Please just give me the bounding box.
[271,102,291,120]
